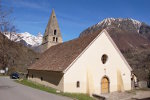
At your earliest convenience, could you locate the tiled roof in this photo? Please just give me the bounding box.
[28,29,102,71]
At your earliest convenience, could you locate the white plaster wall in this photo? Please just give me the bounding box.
[64,31,131,95]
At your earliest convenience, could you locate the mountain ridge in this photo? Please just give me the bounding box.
[80,18,150,39]
[3,32,43,47]
[80,18,150,80]
[0,32,39,73]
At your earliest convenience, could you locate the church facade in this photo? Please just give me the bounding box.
[28,10,132,96]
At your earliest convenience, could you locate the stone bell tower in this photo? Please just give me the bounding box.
[41,9,63,52]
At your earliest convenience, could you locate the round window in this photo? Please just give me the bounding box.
[101,54,108,64]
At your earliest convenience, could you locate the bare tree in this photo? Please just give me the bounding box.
[0,0,17,39]
[0,0,17,73]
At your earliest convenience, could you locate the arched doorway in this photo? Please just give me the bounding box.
[101,77,109,93]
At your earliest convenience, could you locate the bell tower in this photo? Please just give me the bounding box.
[41,9,63,52]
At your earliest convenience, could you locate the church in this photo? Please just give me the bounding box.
[28,9,132,95]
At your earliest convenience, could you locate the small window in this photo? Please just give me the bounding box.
[41,77,43,81]
[44,35,48,41]
[45,37,47,41]
[56,37,58,42]
[53,16,55,18]
[32,74,33,78]
[76,81,80,88]
[101,54,108,64]
[53,37,55,41]
[13,60,14,64]
[54,30,57,35]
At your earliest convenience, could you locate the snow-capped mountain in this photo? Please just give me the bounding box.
[97,18,142,32]
[0,31,38,72]
[80,18,150,40]
[3,32,43,47]
[80,18,150,82]
[97,18,141,27]
[80,18,150,51]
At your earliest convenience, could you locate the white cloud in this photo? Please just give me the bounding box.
[10,0,50,12]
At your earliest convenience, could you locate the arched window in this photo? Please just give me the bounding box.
[101,54,108,64]
[44,35,48,41]
[41,77,43,81]
[13,60,14,64]
[45,37,47,41]
[54,30,57,35]
[76,81,80,88]
[32,74,33,78]
[56,37,58,42]
[53,37,55,41]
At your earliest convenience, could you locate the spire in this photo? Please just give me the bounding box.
[52,8,55,15]
[41,9,63,53]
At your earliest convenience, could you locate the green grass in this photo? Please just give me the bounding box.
[0,74,8,77]
[135,88,150,91]
[126,90,136,95]
[16,79,94,100]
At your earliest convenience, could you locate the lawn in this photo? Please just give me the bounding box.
[0,74,7,76]
[16,79,94,100]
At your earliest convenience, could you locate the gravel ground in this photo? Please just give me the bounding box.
[132,91,150,100]
[100,89,150,100]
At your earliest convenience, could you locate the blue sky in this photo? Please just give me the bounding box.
[1,0,150,41]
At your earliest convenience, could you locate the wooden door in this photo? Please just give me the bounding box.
[101,77,109,93]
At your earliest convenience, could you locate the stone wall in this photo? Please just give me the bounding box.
[138,81,147,88]
[28,70,64,91]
